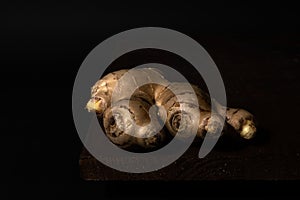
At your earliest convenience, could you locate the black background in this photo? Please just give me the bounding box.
[2,0,300,198]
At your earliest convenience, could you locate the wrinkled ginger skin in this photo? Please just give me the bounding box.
[86,68,257,149]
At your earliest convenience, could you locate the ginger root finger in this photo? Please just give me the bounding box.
[103,98,169,150]
[211,97,257,139]
[225,108,257,139]
[155,82,225,138]
[192,85,257,139]
[86,68,168,115]
[86,69,128,115]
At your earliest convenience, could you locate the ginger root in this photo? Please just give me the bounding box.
[86,68,257,150]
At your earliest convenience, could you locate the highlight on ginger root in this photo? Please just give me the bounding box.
[86,68,257,150]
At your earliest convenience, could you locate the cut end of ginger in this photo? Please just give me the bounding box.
[86,99,102,113]
[240,120,256,139]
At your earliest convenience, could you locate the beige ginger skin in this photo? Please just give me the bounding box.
[86,68,257,149]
